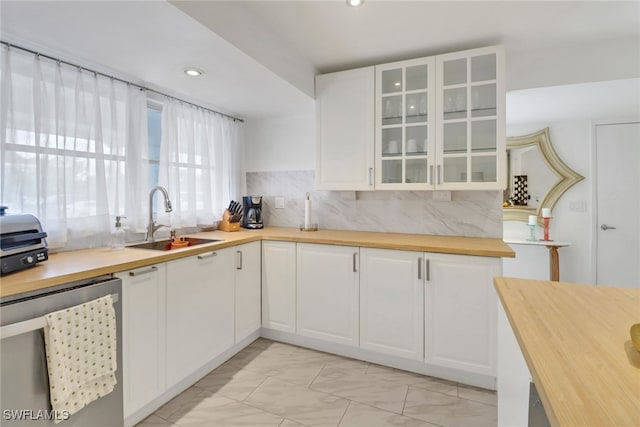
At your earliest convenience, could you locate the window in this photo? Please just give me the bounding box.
[1,46,242,250]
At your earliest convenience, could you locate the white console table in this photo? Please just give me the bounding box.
[503,239,571,282]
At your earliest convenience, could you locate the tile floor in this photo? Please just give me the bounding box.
[136,339,496,427]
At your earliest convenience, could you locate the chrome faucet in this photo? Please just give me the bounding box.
[147,186,173,241]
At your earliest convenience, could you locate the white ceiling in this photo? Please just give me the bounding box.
[1,1,639,120]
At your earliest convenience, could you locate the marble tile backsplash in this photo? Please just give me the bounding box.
[246,171,503,238]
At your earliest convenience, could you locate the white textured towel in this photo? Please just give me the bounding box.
[43,294,117,422]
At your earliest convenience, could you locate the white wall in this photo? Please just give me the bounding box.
[504,79,640,284]
[504,121,592,284]
[244,112,316,172]
[507,38,640,91]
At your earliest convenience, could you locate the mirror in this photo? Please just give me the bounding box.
[504,127,584,224]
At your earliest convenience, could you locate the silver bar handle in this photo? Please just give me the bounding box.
[418,257,422,280]
[425,259,430,281]
[237,250,243,270]
[368,167,373,186]
[197,252,217,260]
[353,252,358,273]
[430,165,434,185]
[1,293,119,340]
[128,266,158,277]
[437,165,441,185]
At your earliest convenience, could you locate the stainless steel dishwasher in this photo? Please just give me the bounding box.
[1,275,123,426]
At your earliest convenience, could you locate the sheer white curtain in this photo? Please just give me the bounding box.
[0,45,149,250]
[157,98,242,228]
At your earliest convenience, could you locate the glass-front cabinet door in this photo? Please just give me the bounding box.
[375,57,436,189]
[435,46,505,190]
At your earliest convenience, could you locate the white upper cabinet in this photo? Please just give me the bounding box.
[316,67,375,191]
[376,57,436,190]
[316,45,505,191]
[435,46,505,190]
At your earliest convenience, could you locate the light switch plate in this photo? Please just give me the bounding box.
[569,200,587,212]
[275,197,285,209]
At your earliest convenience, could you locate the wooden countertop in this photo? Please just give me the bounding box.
[494,277,640,427]
[1,227,513,298]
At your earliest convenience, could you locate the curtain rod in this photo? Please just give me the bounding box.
[0,40,244,123]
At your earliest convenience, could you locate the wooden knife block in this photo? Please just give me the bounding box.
[218,209,240,232]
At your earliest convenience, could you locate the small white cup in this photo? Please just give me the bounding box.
[407,139,417,153]
[387,140,399,154]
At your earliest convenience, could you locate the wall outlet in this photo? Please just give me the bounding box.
[433,191,452,202]
[275,197,285,209]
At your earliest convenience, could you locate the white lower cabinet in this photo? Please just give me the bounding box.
[296,243,359,346]
[165,248,235,388]
[359,247,424,360]
[262,241,297,333]
[424,253,500,376]
[119,238,502,424]
[116,264,166,419]
[234,241,262,343]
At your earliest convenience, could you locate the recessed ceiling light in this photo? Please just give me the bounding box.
[347,0,364,7]
[184,68,204,77]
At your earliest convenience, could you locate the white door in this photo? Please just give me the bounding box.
[424,254,499,376]
[116,264,166,418]
[296,244,359,346]
[165,250,235,388]
[262,241,297,332]
[596,122,640,288]
[316,67,375,191]
[235,242,262,343]
[360,248,423,360]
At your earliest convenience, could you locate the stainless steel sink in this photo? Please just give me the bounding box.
[128,237,222,251]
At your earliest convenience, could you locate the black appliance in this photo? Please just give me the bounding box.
[241,196,263,229]
[0,206,48,275]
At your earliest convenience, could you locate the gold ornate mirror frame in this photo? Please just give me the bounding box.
[504,127,585,223]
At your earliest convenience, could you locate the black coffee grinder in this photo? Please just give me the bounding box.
[241,196,263,229]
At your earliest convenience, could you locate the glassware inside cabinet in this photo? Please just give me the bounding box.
[382,127,402,157]
[471,121,496,152]
[471,84,496,117]
[405,93,428,123]
[471,156,497,182]
[443,87,466,120]
[406,159,428,183]
[443,58,467,86]
[442,157,467,183]
[406,64,428,90]
[381,159,402,184]
[471,54,496,82]
[443,122,467,153]
[382,95,402,125]
[406,125,428,155]
[382,69,403,94]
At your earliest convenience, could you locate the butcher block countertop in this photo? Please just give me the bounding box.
[1,226,513,298]
[494,277,640,427]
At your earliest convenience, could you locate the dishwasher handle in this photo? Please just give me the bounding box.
[1,293,119,340]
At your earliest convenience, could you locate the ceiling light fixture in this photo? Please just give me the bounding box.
[184,68,204,77]
[346,0,364,7]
